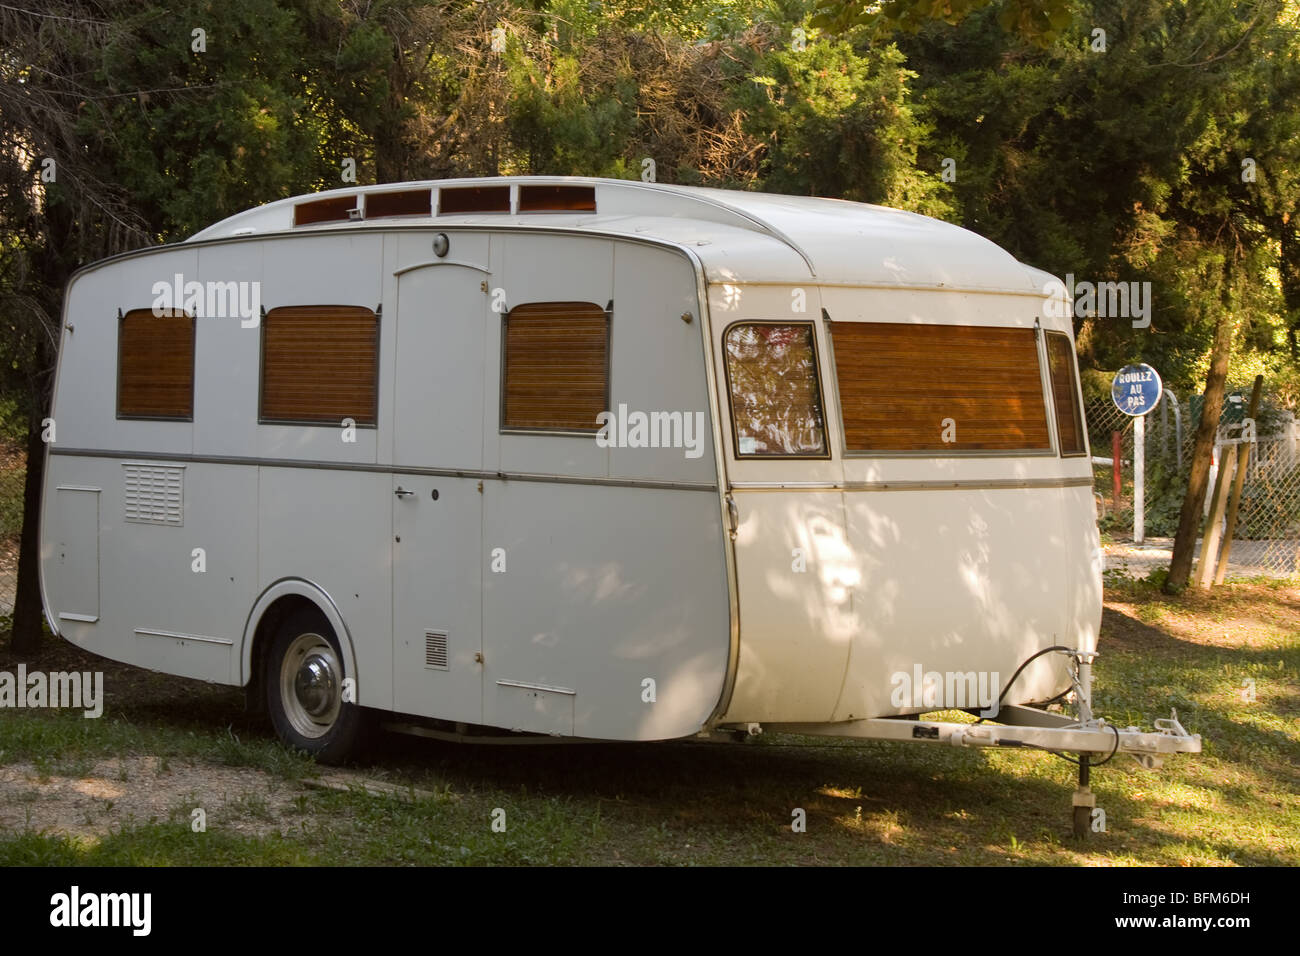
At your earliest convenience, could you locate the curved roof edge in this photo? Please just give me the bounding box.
[187,176,1044,292]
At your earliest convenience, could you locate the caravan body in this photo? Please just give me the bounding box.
[39,177,1101,753]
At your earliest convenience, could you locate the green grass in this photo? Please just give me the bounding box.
[0,580,1296,866]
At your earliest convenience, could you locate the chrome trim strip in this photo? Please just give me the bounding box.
[48,447,717,492]
[711,278,1045,297]
[496,679,576,696]
[393,259,490,276]
[729,477,1094,492]
[135,627,234,647]
[694,255,743,730]
[58,612,99,623]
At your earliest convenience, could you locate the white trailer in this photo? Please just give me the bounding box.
[39,177,1199,833]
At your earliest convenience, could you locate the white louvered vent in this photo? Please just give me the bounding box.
[425,630,449,670]
[123,464,184,525]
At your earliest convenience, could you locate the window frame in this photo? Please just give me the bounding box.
[257,304,381,428]
[721,319,832,461]
[498,300,613,437]
[823,316,1056,459]
[1044,329,1089,458]
[115,307,197,422]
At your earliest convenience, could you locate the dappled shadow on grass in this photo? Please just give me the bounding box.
[1099,605,1299,776]
[3,601,1296,865]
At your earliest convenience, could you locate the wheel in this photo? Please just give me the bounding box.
[265,607,367,763]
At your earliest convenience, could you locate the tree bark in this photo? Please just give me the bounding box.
[1165,307,1238,592]
[9,413,48,656]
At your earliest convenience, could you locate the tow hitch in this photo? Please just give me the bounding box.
[757,648,1203,839]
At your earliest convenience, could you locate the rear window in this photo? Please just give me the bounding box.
[723,322,828,458]
[827,321,1051,453]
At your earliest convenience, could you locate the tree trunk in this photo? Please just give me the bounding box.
[1165,308,1238,592]
[9,413,48,656]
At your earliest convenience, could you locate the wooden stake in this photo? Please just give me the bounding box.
[1214,375,1264,584]
[1194,445,1235,587]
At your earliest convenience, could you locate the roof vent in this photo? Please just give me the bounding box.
[294,195,359,226]
[518,184,596,213]
[438,185,511,215]
[366,188,432,219]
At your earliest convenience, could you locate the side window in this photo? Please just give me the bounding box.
[723,322,828,458]
[260,305,379,426]
[501,301,610,433]
[117,308,195,420]
[828,321,1051,453]
[1046,331,1086,456]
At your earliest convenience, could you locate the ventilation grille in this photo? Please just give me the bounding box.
[424,630,449,670]
[123,464,184,525]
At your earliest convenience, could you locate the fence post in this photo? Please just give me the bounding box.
[1165,388,1183,471]
[1112,431,1121,507]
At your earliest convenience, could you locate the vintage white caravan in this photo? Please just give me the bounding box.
[40,177,1198,827]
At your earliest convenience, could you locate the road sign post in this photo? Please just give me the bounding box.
[1112,364,1163,545]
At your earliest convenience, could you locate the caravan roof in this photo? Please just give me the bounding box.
[187,176,1044,294]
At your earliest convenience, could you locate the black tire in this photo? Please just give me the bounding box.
[265,606,368,764]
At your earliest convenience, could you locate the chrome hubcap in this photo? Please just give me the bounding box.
[280,632,342,739]
[295,653,337,717]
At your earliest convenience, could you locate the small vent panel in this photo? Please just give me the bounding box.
[123,464,184,525]
[424,630,449,670]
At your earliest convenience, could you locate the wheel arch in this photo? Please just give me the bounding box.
[239,579,361,703]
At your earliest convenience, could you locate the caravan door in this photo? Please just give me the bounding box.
[390,256,487,724]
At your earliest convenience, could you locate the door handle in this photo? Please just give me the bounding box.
[394,487,416,498]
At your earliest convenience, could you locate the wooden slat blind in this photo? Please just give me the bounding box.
[828,322,1051,452]
[723,323,827,457]
[1046,331,1086,455]
[502,302,609,431]
[261,305,379,425]
[118,308,195,420]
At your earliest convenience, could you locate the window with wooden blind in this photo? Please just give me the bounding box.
[723,323,828,458]
[828,321,1051,453]
[117,308,195,420]
[1046,331,1086,455]
[260,305,379,426]
[501,301,610,432]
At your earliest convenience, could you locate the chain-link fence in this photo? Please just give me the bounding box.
[0,439,24,616]
[1086,391,1300,578]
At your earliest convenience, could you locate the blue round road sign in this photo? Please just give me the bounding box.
[1112,364,1162,416]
